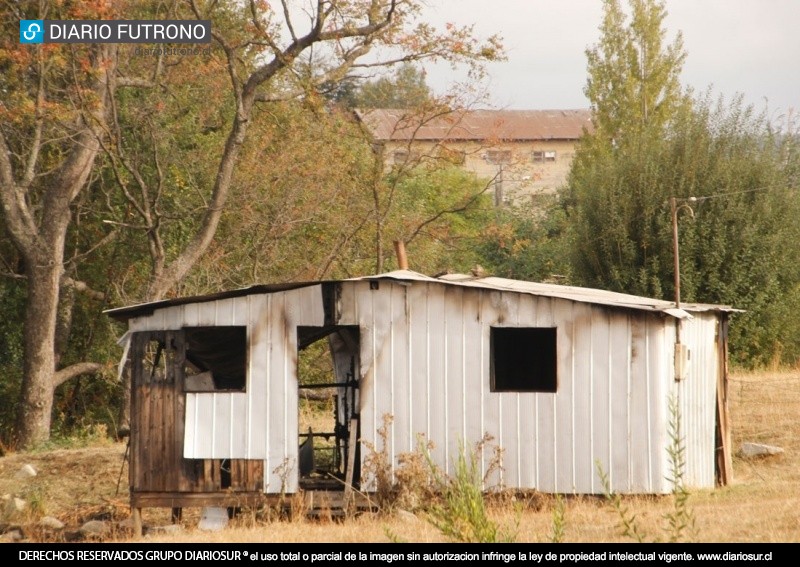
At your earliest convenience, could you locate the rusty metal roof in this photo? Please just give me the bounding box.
[355,108,593,142]
[105,269,737,322]
[359,271,738,318]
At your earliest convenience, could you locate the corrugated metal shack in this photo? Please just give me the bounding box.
[106,270,735,529]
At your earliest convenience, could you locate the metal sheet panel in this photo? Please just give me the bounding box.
[355,281,684,495]
[408,282,430,451]
[463,287,485,476]
[247,294,269,459]
[568,301,592,492]
[672,314,719,490]
[425,283,448,473]
[609,310,632,493]
[497,292,523,487]
[357,280,391,490]
[391,283,412,455]
[651,319,672,494]
[443,285,465,475]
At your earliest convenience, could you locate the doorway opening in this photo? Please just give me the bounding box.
[297,326,360,490]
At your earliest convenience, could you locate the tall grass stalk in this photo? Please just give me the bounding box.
[549,494,566,543]
[421,437,517,543]
[663,395,697,542]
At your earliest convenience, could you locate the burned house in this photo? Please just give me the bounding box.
[106,270,735,532]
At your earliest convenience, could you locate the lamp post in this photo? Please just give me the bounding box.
[670,196,696,381]
[670,196,696,310]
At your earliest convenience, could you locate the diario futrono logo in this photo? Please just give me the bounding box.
[20,20,44,43]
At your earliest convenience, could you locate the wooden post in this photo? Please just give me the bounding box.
[670,196,681,310]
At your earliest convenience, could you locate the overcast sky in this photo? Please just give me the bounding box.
[418,0,800,123]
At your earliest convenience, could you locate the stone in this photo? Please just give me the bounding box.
[79,520,109,537]
[395,509,419,523]
[0,529,23,542]
[3,497,27,518]
[40,516,65,530]
[16,464,37,479]
[739,442,784,458]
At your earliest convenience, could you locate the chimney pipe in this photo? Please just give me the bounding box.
[393,240,409,270]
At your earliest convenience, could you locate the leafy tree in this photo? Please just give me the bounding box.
[566,93,800,365]
[565,0,800,365]
[0,1,119,448]
[351,63,433,109]
[585,0,686,141]
[1,0,503,447]
[178,102,379,288]
[382,165,496,275]
[474,198,574,284]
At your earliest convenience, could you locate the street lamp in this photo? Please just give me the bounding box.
[670,196,696,310]
[670,196,696,381]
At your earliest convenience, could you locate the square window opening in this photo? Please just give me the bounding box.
[532,150,557,163]
[183,326,247,392]
[490,327,557,393]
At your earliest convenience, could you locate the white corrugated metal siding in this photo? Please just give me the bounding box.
[669,313,720,489]
[344,280,691,495]
[123,273,722,495]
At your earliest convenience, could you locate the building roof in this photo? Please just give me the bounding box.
[105,270,737,322]
[355,108,593,142]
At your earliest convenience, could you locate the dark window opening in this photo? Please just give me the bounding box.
[183,326,247,392]
[143,338,170,384]
[491,327,557,393]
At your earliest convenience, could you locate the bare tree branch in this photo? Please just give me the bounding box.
[61,277,106,301]
[54,362,103,388]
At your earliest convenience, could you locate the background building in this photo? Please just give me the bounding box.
[356,108,592,203]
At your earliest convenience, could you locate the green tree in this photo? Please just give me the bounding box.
[382,166,496,275]
[474,198,574,284]
[2,0,504,448]
[585,0,686,141]
[566,0,800,365]
[566,94,800,365]
[352,63,433,109]
[0,1,118,448]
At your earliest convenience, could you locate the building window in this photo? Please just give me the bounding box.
[485,149,512,165]
[183,326,247,392]
[532,150,557,163]
[490,327,557,393]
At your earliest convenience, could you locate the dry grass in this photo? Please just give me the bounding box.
[2,368,799,543]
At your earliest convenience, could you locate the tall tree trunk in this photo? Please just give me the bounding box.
[15,260,63,447]
[0,43,116,449]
